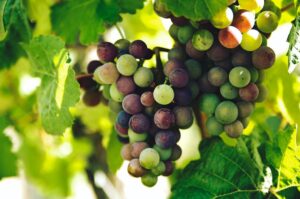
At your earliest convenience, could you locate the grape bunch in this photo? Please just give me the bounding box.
[155,0,278,138]
[78,39,196,187]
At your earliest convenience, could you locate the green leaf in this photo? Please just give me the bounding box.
[161,0,227,21]
[22,35,80,134]
[288,15,300,73]
[0,116,17,179]
[171,138,264,199]
[106,129,123,173]
[51,0,145,45]
[0,0,31,69]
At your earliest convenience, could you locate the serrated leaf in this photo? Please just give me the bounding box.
[172,138,264,199]
[22,36,80,134]
[288,14,300,73]
[161,0,227,21]
[51,0,145,45]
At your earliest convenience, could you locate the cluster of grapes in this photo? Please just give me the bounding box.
[155,0,277,138]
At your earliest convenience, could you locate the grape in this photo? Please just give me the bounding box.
[224,120,244,138]
[87,60,101,74]
[256,11,279,33]
[153,84,174,105]
[168,47,187,60]
[110,83,124,102]
[141,173,158,187]
[220,82,238,99]
[232,10,255,33]
[218,26,242,49]
[257,70,265,83]
[102,84,111,100]
[174,88,193,106]
[117,135,129,144]
[215,101,238,124]
[151,161,166,176]
[185,59,202,79]
[169,68,189,88]
[173,106,193,129]
[185,40,205,60]
[211,7,234,29]
[169,145,182,161]
[171,16,189,26]
[252,46,275,69]
[154,108,175,129]
[109,100,122,113]
[116,76,136,95]
[128,159,147,177]
[236,101,254,118]
[155,130,177,149]
[153,145,172,161]
[238,0,264,13]
[178,25,195,44]
[77,74,97,91]
[97,42,118,62]
[145,106,155,117]
[116,54,138,76]
[256,84,267,102]
[229,67,251,88]
[241,117,250,128]
[199,74,218,93]
[207,67,228,87]
[83,89,102,106]
[206,117,224,136]
[115,123,128,137]
[122,94,143,114]
[141,91,155,107]
[192,29,214,51]
[131,142,149,158]
[129,113,151,133]
[129,40,148,58]
[248,67,259,82]
[239,83,259,102]
[231,49,251,67]
[154,0,171,18]
[117,111,131,128]
[114,39,130,50]
[94,62,120,84]
[207,42,230,62]
[145,49,154,60]
[189,81,200,99]
[215,59,232,71]
[128,128,148,143]
[164,59,184,76]
[121,144,132,160]
[173,129,181,143]
[133,67,154,87]
[139,148,160,169]
[162,161,174,176]
[199,93,220,116]
[169,24,179,40]
[241,29,262,51]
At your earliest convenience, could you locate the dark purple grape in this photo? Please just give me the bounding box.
[239,83,259,102]
[231,49,252,67]
[131,142,149,158]
[128,159,147,177]
[185,39,205,60]
[83,89,102,107]
[129,40,148,59]
[121,144,132,160]
[145,48,154,59]
[141,91,155,107]
[87,60,101,74]
[154,108,175,129]
[162,161,174,176]
[115,123,128,137]
[76,74,97,91]
[117,135,129,143]
[155,130,177,148]
[252,46,275,69]
[97,42,118,62]
[117,111,131,128]
[207,42,230,62]
[171,16,189,26]
[174,88,193,106]
[116,76,136,95]
[129,114,151,133]
[173,106,193,129]
[122,94,143,114]
[198,74,218,93]
[169,68,189,88]
[169,145,182,161]
[164,59,184,76]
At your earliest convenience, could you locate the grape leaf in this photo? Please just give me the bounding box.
[288,14,300,73]
[22,36,80,134]
[161,0,227,21]
[106,129,123,173]
[171,138,264,199]
[0,116,17,179]
[51,0,145,45]
[0,0,31,69]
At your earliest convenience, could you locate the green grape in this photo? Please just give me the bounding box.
[199,94,220,116]
[139,148,160,169]
[169,24,179,40]
[215,101,238,124]
[211,7,234,29]
[229,67,251,88]
[189,81,200,100]
[256,11,279,33]
[248,67,259,82]
[114,39,130,50]
[109,83,124,102]
[220,82,238,100]
[102,84,111,100]
[116,54,138,76]
[151,161,166,176]
[178,25,195,44]
[128,129,148,143]
[94,62,120,84]
[185,59,202,80]
[224,120,244,138]
[141,173,158,187]
[153,84,174,105]
[192,29,214,51]
[133,67,154,87]
[236,101,253,118]
[206,117,224,136]
[153,145,172,161]
[238,0,264,13]
[241,29,262,51]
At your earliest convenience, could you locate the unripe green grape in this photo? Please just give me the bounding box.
[153,145,172,161]
[139,148,160,169]
[229,67,251,88]
[241,29,262,51]
[153,84,174,105]
[256,11,279,33]
[256,84,268,102]
[114,39,130,50]
[236,101,253,118]
[128,129,148,143]
[206,117,224,136]
[211,7,234,29]
[109,83,124,102]
[151,161,166,176]
[185,59,202,80]
[248,67,259,82]
[199,94,220,116]
[169,24,179,40]
[133,67,154,87]
[116,54,138,76]
[178,25,195,44]
[102,84,111,100]
[192,29,214,51]
[141,173,158,187]
[224,120,244,138]
[168,47,186,60]
[220,82,238,99]
[238,0,264,13]
[215,101,238,124]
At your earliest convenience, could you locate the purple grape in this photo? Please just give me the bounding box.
[162,161,174,176]
[131,142,149,158]
[154,108,175,129]
[97,42,118,62]
[129,114,151,133]
[171,16,189,26]
[145,48,154,59]
[173,106,193,129]
[87,60,101,74]
[232,49,252,67]
[115,123,128,137]
[83,89,102,107]
[76,74,97,91]
[169,68,189,88]
[164,59,184,76]
[198,74,218,93]
[170,145,182,161]
[141,91,155,107]
[129,40,148,59]
[174,88,192,106]
[117,135,129,144]
[252,46,275,69]
[239,83,259,102]
[128,159,147,177]
[121,144,132,160]
[116,76,136,95]
[185,39,205,60]
[122,94,143,114]
[155,130,177,148]
[117,111,131,128]
[207,42,230,62]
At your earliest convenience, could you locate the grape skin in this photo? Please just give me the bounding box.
[153,84,174,105]
[139,148,160,169]
[122,94,143,114]
[218,26,242,49]
[116,54,138,76]
[154,108,175,129]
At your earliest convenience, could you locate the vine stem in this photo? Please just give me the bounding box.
[281,2,295,12]
[115,24,125,39]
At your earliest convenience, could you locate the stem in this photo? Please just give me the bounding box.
[154,47,165,84]
[281,2,295,12]
[85,169,108,199]
[115,24,125,39]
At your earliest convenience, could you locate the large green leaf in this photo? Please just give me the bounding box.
[51,0,145,45]
[161,0,227,21]
[288,15,300,73]
[22,36,80,134]
[172,138,264,199]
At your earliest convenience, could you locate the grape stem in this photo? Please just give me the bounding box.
[153,47,169,84]
[115,24,125,39]
[281,2,295,12]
